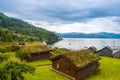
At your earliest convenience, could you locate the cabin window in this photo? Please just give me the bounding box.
[56,63,59,69]
[66,66,70,73]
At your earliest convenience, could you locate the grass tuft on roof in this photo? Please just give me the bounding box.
[0,42,18,47]
[19,42,51,53]
[62,50,100,67]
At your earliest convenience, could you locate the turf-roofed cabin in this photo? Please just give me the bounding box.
[96,46,113,57]
[17,42,52,62]
[50,50,100,80]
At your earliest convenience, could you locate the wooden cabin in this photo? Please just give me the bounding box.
[96,46,113,57]
[23,50,51,62]
[113,51,120,59]
[50,50,100,80]
[17,42,52,62]
[88,46,97,53]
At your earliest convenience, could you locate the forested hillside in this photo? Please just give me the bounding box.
[0,13,60,44]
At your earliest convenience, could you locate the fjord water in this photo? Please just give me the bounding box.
[51,38,120,50]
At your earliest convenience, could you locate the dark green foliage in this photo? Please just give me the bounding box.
[50,47,70,57]
[0,46,20,53]
[52,47,61,53]
[0,47,7,53]
[11,45,20,51]
[0,61,35,80]
[16,50,31,60]
[0,13,60,44]
[52,47,69,54]
[50,47,60,57]
[0,53,9,80]
[0,53,8,63]
[0,68,8,80]
[5,61,35,80]
[0,28,13,42]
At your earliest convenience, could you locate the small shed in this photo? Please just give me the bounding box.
[50,50,100,80]
[17,42,52,62]
[88,46,97,53]
[113,51,120,59]
[96,46,113,57]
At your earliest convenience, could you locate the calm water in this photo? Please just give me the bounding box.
[51,38,120,50]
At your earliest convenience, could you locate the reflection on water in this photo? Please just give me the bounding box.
[51,38,120,50]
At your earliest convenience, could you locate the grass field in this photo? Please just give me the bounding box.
[2,52,120,80]
[4,52,69,80]
[24,56,120,80]
[24,60,70,80]
[86,56,120,80]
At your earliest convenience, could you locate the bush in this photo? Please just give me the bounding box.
[0,61,35,80]
[0,46,20,53]
[0,47,7,53]
[5,46,12,52]
[11,45,20,51]
[0,53,8,63]
[16,50,31,60]
[0,68,8,80]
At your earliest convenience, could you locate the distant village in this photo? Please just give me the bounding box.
[88,46,120,59]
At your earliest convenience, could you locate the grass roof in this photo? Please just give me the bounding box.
[0,42,18,47]
[19,43,51,53]
[24,42,43,46]
[61,50,100,67]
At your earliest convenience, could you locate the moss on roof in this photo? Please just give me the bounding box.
[0,42,18,47]
[24,42,43,46]
[19,43,51,53]
[61,50,100,67]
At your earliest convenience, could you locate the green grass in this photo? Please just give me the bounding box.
[25,56,120,80]
[24,60,70,80]
[5,52,16,58]
[24,66,70,80]
[28,60,52,66]
[2,52,120,80]
[87,56,120,80]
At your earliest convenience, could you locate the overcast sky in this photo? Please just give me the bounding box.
[0,0,120,33]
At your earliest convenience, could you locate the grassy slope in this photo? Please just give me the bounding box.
[87,56,120,80]
[3,52,120,80]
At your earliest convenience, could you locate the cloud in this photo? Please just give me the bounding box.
[26,16,120,33]
[0,0,120,33]
[1,0,120,21]
[3,12,19,18]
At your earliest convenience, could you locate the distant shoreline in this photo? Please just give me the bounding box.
[61,38,120,39]
[55,32,120,39]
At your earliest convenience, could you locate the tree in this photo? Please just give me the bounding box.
[0,68,8,80]
[5,61,35,80]
[0,13,60,44]
[0,53,8,80]
[0,28,13,42]
[16,50,31,61]
[0,61,35,80]
[0,53,35,80]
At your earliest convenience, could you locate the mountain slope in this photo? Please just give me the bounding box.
[56,32,120,38]
[0,13,60,44]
